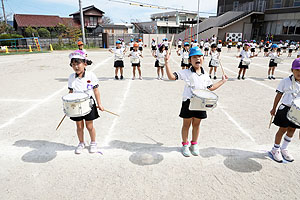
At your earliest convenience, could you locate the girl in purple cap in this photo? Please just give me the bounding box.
[269,58,300,163]
[236,43,257,80]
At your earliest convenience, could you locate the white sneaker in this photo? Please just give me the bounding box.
[132,77,135,80]
[139,76,143,80]
[181,145,191,157]
[270,148,283,163]
[189,144,200,156]
[157,76,160,80]
[89,143,98,153]
[75,143,85,154]
[281,149,294,162]
[160,77,164,80]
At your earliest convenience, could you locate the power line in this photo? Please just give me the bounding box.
[107,0,216,14]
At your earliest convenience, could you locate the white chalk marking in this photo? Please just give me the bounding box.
[0,56,113,129]
[0,99,43,102]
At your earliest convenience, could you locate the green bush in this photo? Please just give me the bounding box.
[24,26,38,37]
[0,33,23,46]
[38,28,50,38]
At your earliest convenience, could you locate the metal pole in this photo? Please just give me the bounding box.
[79,0,86,44]
[196,0,200,42]
[1,0,6,24]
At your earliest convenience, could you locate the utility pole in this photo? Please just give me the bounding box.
[196,0,200,42]
[79,0,86,44]
[1,0,7,24]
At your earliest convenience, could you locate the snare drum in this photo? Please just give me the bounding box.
[274,57,283,64]
[183,58,189,65]
[210,59,219,67]
[62,93,92,117]
[242,58,251,66]
[131,57,140,64]
[158,58,165,67]
[287,98,300,126]
[189,89,218,111]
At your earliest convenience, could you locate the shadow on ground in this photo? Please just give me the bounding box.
[200,147,268,173]
[13,140,75,163]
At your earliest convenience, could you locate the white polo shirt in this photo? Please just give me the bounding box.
[129,42,134,48]
[174,67,213,101]
[155,50,166,61]
[217,43,222,48]
[129,50,142,59]
[138,42,143,47]
[179,49,189,59]
[151,41,156,46]
[269,51,278,60]
[237,42,242,46]
[210,51,219,60]
[200,41,204,46]
[163,41,169,47]
[289,45,296,50]
[178,41,182,46]
[204,42,210,48]
[111,47,125,61]
[68,71,99,98]
[240,50,251,61]
[276,75,300,107]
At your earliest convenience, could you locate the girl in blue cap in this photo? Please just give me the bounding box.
[267,44,280,80]
[177,42,190,69]
[165,47,228,157]
[109,40,127,80]
[269,58,300,163]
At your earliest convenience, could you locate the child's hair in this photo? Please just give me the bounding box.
[211,44,217,48]
[159,44,165,52]
[70,58,92,67]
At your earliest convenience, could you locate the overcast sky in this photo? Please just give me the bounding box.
[4,0,218,23]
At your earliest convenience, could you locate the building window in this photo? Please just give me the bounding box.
[233,1,239,11]
[296,27,300,34]
[273,0,282,8]
[294,0,300,6]
[88,17,97,26]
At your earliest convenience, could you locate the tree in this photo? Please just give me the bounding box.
[24,26,38,37]
[63,26,82,44]
[102,16,113,24]
[38,28,50,38]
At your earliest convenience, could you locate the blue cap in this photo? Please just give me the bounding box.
[253,40,256,43]
[194,39,197,42]
[116,41,121,44]
[189,47,203,57]
[271,44,278,48]
[130,39,134,42]
[184,42,189,46]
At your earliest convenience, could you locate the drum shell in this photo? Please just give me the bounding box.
[130,57,140,64]
[189,90,218,111]
[62,94,92,117]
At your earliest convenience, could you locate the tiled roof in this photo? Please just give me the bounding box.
[14,14,80,28]
[69,5,104,16]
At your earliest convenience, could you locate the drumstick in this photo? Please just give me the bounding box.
[268,115,274,129]
[56,114,66,131]
[219,60,226,76]
[96,106,120,117]
[168,34,175,53]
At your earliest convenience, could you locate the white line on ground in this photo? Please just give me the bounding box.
[0,99,43,102]
[102,80,132,147]
[0,56,113,130]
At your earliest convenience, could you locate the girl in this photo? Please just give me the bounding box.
[109,40,127,80]
[217,40,222,55]
[264,41,270,57]
[129,38,134,52]
[153,44,167,80]
[250,40,256,56]
[259,40,264,53]
[236,40,242,53]
[283,40,289,53]
[128,43,143,80]
[77,41,87,57]
[192,39,199,48]
[151,39,157,54]
[68,50,104,154]
[267,44,280,80]
[236,43,257,80]
[177,38,182,49]
[209,44,220,79]
[163,38,169,51]
[288,42,296,57]
[269,58,300,163]
[165,47,228,157]
[200,39,204,50]
[227,40,232,52]
[138,39,143,53]
[203,39,210,56]
[177,42,190,70]
[277,41,283,56]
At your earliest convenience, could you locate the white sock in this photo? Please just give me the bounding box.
[214,72,216,76]
[281,135,292,149]
[273,144,280,150]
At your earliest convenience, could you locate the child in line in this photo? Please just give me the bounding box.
[288,42,296,57]
[267,44,280,80]
[209,44,220,79]
[109,40,127,80]
[227,40,232,53]
[269,58,300,163]
[77,41,87,57]
[129,38,134,51]
[128,43,143,80]
[177,42,190,70]
[165,47,228,157]
[236,43,257,80]
[203,39,210,56]
[67,50,104,154]
[153,44,167,80]
[138,39,143,53]
[217,40,222,55]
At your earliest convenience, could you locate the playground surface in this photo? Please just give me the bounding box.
[1,48,300,199]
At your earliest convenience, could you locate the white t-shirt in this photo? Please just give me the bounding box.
[138,42,143,47]
[163,41,169,47]
[217,43,222,48]
[111,47,125,61]
[284,43,289,47]
[155,50,167,61]
[251,43,256,48]
[151,41,156,46]
[240,50,251,61]
[178,41,182,46]
[129,50,142,59]
[211,37,217,44]
[68,71,99,98]
[269,51,278,60]
[174,68,213,101]
[278,44,283,48]
[228,42,232,46]
[129,42,134,48]
[200,41,204,46]
[192,42,199,48]
[276,76,300,107]
[204,42,210,48]
[180,49,189,59]
[289,45,296,50]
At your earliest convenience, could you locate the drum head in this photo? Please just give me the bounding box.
[62,93,89,101]
[293,98,300,105]
[192,89,218,99]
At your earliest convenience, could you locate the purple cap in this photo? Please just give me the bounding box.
[244,43,251,46]
[292,58,300,69]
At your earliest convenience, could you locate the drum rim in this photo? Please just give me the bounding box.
[192,89,219,100]
[62,93,90,102]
